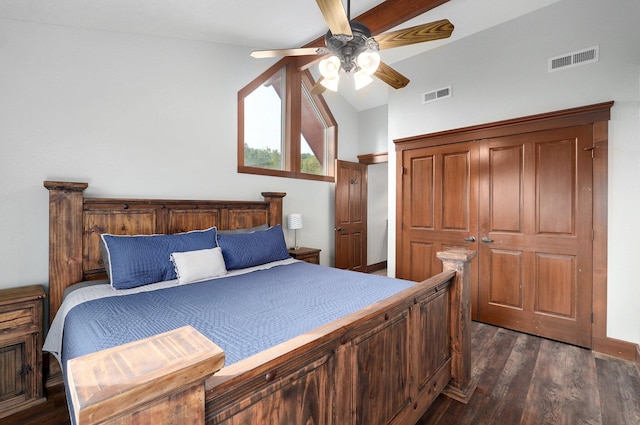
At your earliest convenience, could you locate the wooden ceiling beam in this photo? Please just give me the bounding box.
[296,0,450,70]
[355,0,451,36]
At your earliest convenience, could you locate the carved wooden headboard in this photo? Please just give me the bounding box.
[44,181,285,324]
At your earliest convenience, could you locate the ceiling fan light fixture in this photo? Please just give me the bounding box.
[250,1,455,93]
[357,51,381,75]
[319,55,341,79]
[353,70,373,90]
[320,75,340,92]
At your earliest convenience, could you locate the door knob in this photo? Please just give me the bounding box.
[481,237,493,243]
[335,227,343,232]
[463,236,476,242]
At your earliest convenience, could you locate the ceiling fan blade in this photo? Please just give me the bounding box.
[374,61,410,89]
[311,78,327,95]
[315,0,352,38]
[251,47,329,58]
[375,19,454,50]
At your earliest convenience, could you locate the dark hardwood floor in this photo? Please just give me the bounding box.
[2,321,638,425]
[417,322,640,425]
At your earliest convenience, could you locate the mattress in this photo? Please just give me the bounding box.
[44,260,415,369]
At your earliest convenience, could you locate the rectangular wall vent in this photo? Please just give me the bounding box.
[548,46,599,72]
[423,85,452,104]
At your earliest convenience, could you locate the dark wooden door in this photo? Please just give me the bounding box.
[335,160,367,271]
[477,126,593,347]
[397,143,479,305]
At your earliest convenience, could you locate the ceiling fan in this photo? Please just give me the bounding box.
[250,0,454,93]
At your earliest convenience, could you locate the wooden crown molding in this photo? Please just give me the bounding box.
[358,152,388,164]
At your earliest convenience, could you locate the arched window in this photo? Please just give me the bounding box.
[238,58,337,181]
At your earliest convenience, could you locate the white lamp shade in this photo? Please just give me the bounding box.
[319,56,341,79]
[287,213,303,230]
[357,51,381,75]
[320,75,340,92]
[353,70,374,90]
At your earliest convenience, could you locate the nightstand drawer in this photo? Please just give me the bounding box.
[288,247,321,264]
[0,305,36,331]
[301,255,319,264]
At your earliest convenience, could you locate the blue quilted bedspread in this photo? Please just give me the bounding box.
[62,262,415,367]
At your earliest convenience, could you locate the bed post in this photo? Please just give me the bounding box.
[67,326,224,425]
[43,181,88,324]
[437,249,477,404]
[261,192,286,227]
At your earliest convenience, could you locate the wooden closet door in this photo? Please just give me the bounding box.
[478,126,593,347]
[397,143,479,297]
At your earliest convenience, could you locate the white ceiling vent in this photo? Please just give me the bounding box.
[548,46,599,72]
[423,85,452,104]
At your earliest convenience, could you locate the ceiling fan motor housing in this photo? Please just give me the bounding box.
[325,20,377,73]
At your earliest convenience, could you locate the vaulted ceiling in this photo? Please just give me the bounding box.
[0,0,560,110]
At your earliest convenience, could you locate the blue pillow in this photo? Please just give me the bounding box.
[101,227,217,290]
[217,225,290,270]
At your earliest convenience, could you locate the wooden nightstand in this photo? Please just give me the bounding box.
[288,247,321,265]
[0,285,46,418]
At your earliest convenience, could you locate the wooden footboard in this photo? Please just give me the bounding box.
[67,251,476,425]
[205,250,476,425]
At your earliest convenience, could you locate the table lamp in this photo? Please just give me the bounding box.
[287,213,303,249]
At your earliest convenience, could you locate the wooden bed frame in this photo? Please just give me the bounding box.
[44,181,477,425]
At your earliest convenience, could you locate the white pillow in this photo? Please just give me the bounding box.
[170,247,227,284]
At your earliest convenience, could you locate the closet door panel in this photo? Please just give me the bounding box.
[409,156,435,229]
[487,249,524,309]
[488,145,524,234]
[442,153,470,230]
[478,126,593,347]
[397,143,479,313]
[536,139,575,235]
[408,241,435,283]
[534,253,576,318]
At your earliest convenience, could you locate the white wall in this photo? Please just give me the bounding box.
[365,163,388,265]
[0,18,360,289]
[358,105,388,266]
[387,0,640,344]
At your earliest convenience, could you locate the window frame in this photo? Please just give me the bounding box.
[238,58,337,182]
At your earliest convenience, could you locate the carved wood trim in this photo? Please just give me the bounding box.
[394,101,614,150]
[358,152,388,164]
